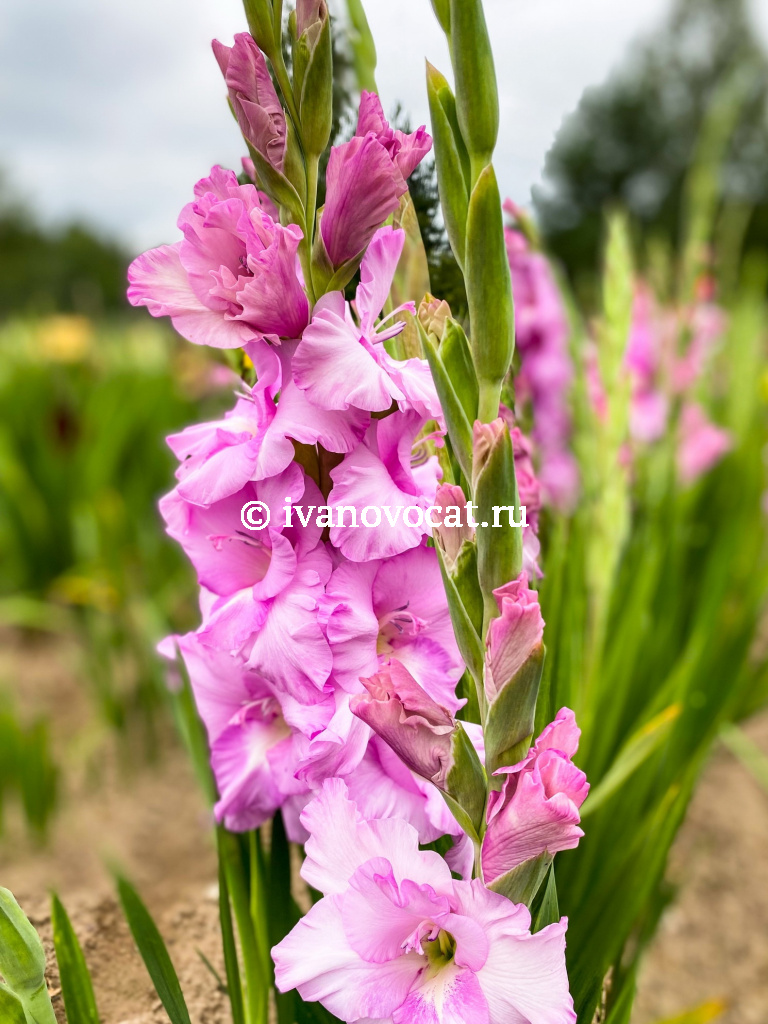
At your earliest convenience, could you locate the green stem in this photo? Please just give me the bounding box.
[298,232,316,307]
[218,829,268,1024]
[469,152,491,191]
[305,153,320,247]
[477,379,501,422]
[271,52,304,148]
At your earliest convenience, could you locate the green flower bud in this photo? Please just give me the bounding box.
[295,1,333,157]
[448,0,499,165]
[426,63,470,270]
[441,318,479,422]
[487,851,553,905]
[243,0,278,59]
[430,0,451,35]
[472,419,523,604]
[443,723,487,838]
[465,166,515,400]
[420,321,474,480]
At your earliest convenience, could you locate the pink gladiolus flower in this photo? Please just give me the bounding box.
[485,574,544,703]
[212,34,286,171]
[167,347,368,507]
[357,91,433,180]
[327,412,442,562]
[128,166,308,349]
[351,661,457,789]
[293,226,440,417]
[321,95,432,266]
[482,709,589,883]
[320,543,462,699]
[677,402,732,485]
[159,468,333,701]
[345,734,477,867]
[157,632,322,833]
[272,779,576,1024]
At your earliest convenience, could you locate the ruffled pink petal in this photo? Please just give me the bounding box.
[293,302,404,412]
[321,134,407,266]
[320,559,380,692]
[355,226,406,334]
[299,778,453,897]
[212,707,291,831]
[245,546,333,696]
[272,893,422,1020]
[127,244,252,348]
[343,861,451,964]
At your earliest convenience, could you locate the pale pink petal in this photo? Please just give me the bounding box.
[272,894,422,1020]
[356,227,406,334]
[299,778,453,896]
[342,862,450,963]
[293,303,404,412]
[127,244,252,348]
[394,964,489,1024]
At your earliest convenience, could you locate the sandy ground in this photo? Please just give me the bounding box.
[2,631,767,1024]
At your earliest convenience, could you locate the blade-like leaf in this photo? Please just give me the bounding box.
[218,860,245,1024]
[51,894,100,1024]
[531,865,560,933]
[0,984,26,1024]
[582,704,682,817]
[115,875,191,1024]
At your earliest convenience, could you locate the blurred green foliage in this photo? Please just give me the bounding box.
[0,695,58,840]
[0,317,232,742]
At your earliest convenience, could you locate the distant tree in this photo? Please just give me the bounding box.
[0,175,130,319]
[534,0,768,292]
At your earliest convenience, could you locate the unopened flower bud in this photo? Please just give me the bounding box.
[483,574,545,775]
[351,661,486,834]
[432,483,474,568]
[213,34,286,172]
[351,661,456,788]
[472,418,522,600]
[418,293,451,341]
[482,709,589,890]
[293,0,333,156]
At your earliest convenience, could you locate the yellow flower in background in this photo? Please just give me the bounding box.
[37,315,93,362]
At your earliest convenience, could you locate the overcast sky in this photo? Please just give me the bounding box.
[2,0,767,255]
